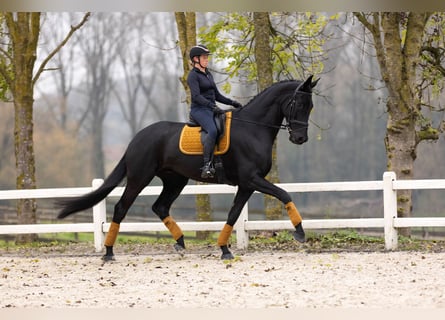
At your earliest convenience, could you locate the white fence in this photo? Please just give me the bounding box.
[1,171,445,252]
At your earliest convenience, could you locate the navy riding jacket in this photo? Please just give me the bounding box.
[187,67,233,109]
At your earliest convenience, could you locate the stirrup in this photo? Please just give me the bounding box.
[201,162,215,178]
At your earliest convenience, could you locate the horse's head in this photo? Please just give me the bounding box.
[284,75,319,145]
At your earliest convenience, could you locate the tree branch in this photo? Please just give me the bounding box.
[0,55,13,90]
[32,12,91,86]
[3,13,17,43]
[422,46,445,77]
[0,45,13,62]
[353,12,376,35]
[416,125,440,144]
[353,13,390,86]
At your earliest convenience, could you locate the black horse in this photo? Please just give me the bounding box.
[58,75,319,260]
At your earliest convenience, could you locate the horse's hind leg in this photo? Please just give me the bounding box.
[152,173,189,255]
[102,182,149,261]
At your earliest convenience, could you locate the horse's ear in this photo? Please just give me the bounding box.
[297,75,314,92]
[311,77,320,89]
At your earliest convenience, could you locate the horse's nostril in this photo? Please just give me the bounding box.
[290,135,307,144]
[297,136,307,144]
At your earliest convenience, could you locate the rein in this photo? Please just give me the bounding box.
[228,90,310,132]
[227,115,291,131]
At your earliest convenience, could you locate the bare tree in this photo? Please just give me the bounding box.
[0,12,89,243]
[74,13,125,179]
[112,13,178,137]
[112,13,150,137]
[36,13,83,132]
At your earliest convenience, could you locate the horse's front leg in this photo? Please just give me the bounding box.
[248,175,305,243]
[217,188,254,260]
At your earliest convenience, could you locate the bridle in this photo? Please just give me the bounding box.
[284,89,310,134]
[229,88,311,133]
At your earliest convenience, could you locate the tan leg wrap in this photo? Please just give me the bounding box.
[285,202,302,226]
[104,222,120,247]
[162,216,183,240]
[217,224,233,247]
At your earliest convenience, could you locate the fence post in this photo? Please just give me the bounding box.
[383,171,398,250]
[92,179,106,252]
[235,202,249,250]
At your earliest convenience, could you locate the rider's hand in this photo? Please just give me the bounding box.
[213,105,226,114]
[231,101,243,108]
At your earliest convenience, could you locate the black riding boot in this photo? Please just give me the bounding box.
[201,135,216,179]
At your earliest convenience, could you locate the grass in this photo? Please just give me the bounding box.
[0,230,219,250]
[248,229,445,253]
[1,229,444,253]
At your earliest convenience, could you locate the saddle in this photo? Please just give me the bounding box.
[179,111,232,155]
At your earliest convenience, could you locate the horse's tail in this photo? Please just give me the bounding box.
[57,156,127,219]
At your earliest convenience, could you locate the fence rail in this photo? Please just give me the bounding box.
[1,171,445,252]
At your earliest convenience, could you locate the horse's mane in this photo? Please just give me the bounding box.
[243,80,302,107]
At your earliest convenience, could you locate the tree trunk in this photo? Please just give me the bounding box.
[175,12,212,240]
[6,13,41,243]
[385,99,416,229]
[1,12,89,243]
[175,12,195,106]
[254,12,282,220]
[0,12,89,243]
[354,12,432,237]
[14,91,38,243]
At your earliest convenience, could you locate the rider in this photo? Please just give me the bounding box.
[187,44,242,178]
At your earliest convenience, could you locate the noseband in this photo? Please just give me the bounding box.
[284,90,311,134]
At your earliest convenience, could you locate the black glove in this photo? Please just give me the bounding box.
[212,105,226,114]
[231,100,243,108]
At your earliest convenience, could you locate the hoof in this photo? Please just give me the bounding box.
[102,254,115,262]
[221,252,234,260]
[174,243,185,257]
[220,245,234,260]
[292,223,306,243]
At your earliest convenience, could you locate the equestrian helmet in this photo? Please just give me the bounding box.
[189,45,211,60]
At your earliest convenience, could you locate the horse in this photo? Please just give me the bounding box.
[57,75,319,260]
